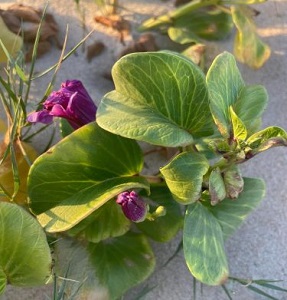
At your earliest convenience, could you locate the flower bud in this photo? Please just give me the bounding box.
[27,80,97,129]
[116,191,149,223]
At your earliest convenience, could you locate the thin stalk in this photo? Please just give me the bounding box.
[24,3,49,105]
[31,30,94,80]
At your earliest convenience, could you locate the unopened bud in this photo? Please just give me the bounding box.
[116,191,149,223]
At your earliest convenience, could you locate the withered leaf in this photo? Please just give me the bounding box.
[119,33,158,57]
[86,41,106,62]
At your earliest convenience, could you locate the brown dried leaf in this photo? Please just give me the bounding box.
[86,41,105,62]
[119,33,158,57]
[1,4,60,58]
[6,4,41,23]
[0,9,21,34]
[95,14,130,42]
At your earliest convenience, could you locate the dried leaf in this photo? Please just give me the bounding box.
[0,9,21,34]
[95,14,130,42]
[119,33,158,57]
[0,4,60,60]
[6,4,41,23]
[86,41,105,62]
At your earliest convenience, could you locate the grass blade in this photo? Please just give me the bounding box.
[222,284,233,300]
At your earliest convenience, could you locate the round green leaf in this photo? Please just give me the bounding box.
[54,234,155,300]
[0,202,52,294]
[97,51,213,147]
[89,232,155,299]
[160,152,209,204]
[28,123,149,232]
[183,201,229,285]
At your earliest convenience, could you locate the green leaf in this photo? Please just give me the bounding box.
[160,152,209,204]
[136,184,183,242]
[28,123,149,232]
[230,106,247,140]
[183,201,229,285]
[206,52,245,137]
[231,5,271,69]
[97,51,213,147]
[209,167,226,205]
[234,85,268,135]
[0,202,52,294]
[88,232,155,299]
[168,8,233,44]
[54,238,106,299]
[207,177,265,240]
[247,126,287,155]
[68,200,131,243]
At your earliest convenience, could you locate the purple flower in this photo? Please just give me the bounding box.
[27,80,97,129]
[116,191,149,223]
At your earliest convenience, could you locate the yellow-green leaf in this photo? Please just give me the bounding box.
[231,5,271,69]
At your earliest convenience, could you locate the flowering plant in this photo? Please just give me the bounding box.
[23,50,287,298]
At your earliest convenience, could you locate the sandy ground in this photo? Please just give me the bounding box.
[0,0,287,299]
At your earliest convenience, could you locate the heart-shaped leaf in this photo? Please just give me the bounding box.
[136,184,183,242]
[206,52,245,137]
[97,51,213,147]
[0,202,51,295]
[68,200,131,243]
[28,123,149,232]
[160,152,209,204]
[206,177,265,240]
[183,201,229,285]
[231,5,271,69]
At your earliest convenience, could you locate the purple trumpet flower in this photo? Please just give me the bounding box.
[27,80,97,129]
[116,191,149,223]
